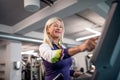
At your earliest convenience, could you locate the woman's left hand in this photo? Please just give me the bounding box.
[79,36,99,52]
[73,70,82,77]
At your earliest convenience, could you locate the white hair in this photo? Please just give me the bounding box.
[43,17,65,48]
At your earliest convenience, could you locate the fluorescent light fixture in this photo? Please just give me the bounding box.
[37,57,42,60]
[21,50,34,54]
[85,28,101,35]
[21,50,38,56]
[76,28,101,41]
[76,34,100,41]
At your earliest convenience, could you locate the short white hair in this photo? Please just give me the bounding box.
[43,17,64,48]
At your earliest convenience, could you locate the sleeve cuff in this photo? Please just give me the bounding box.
[63,48,71,59]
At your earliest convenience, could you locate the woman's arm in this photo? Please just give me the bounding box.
[68,37,98,56]
[39,37,98,63]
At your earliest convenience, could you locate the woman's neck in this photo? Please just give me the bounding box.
[53,39,59,45]
[52,37,59,45]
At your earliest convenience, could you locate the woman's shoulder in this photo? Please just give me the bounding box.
[40,43,48,46]
[40,43,51,49]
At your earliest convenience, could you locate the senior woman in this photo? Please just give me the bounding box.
[39,17,97,80]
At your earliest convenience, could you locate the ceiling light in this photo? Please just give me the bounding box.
[76,34,101,41]
[21,50,38,56]
[37,57,42,60]
[75,28,101,41]
[85,28,101,35]
[24,0,40,12]
[21,50,34,55]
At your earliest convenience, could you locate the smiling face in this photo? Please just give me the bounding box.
[47,20,63,39]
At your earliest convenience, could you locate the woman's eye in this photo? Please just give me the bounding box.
[60,26,63,28]
[54,24,63,28]
[54,25,58,27]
